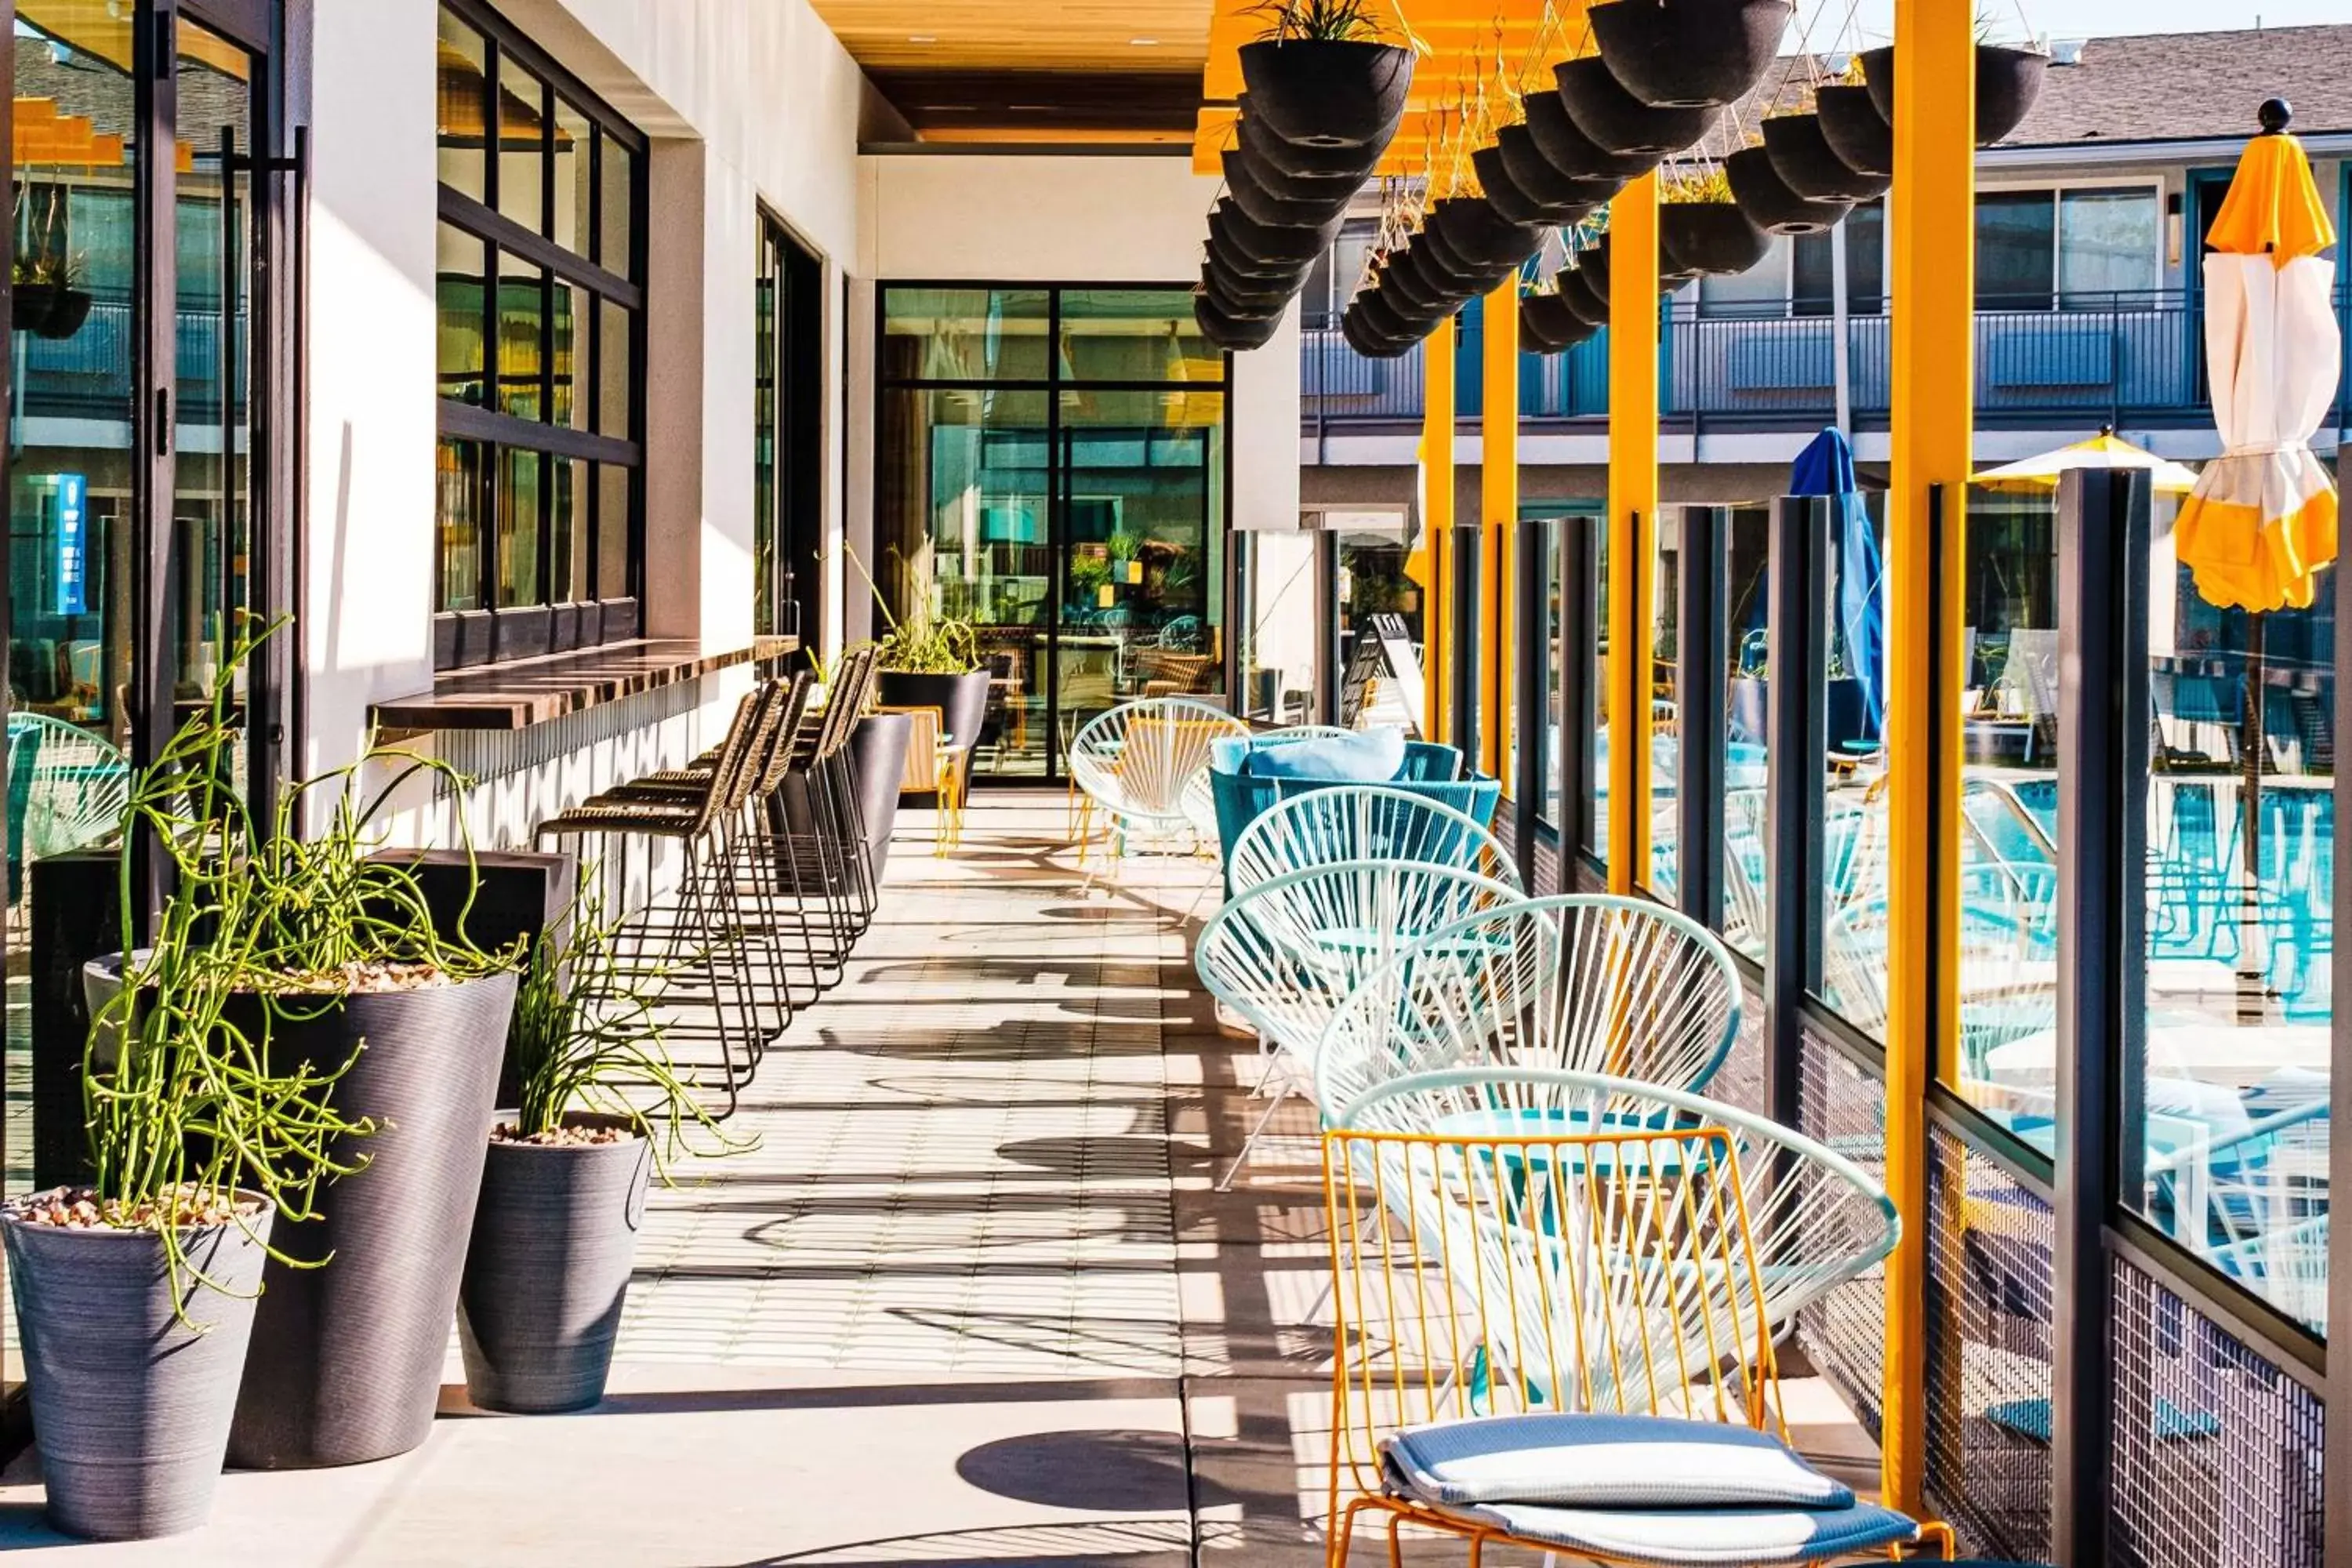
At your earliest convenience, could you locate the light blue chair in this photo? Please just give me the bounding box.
[1227,783,1520,896]
[1205,731,1498,871]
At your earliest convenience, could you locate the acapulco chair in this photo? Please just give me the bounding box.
[1226,782,1520,897]
[1066,697,1246,886]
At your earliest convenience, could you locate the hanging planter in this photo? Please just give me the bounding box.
[1659,263,1699,292]
[1238,38,1415,149]
[1555,56,1713,158]
[1661,198,1771,276]
[1472,144,1586,227]
[1762,114,1890,201]
[1210,200,1337,270]
[1497,125,1618,212]
[1236,101,1386,180]
[1380,251,1452,314]
[1813,84,1892,177]
[1341,307,1414,358]
[1727,145,1852,234]
[1202,260,1299,310]
[1588,0,1795,109]
[1857,42,2049,145]
[1389,242,1473,309]
[1521,292,1599,352]
[1582,234,1614,298]
[1200,277,1287,322]
[1196,292,1283,350]
[1429,195,1542,268]
[1231,135,1369,203]
[1555,264,1610,326]
[1224,151,1352,229]
[1356,289,1430,343]
[1415,220,1501,289]
[1523,91,1657,183]
[14,281,92,340]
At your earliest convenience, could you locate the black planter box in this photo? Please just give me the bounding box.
[433,612,459,672]
[599,597,639,642]
[492,605,552,663]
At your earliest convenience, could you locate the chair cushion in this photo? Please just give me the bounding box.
[1381,1413,1854,1509]
[1242,728,1405,782]
[1421,1495,1918,1566]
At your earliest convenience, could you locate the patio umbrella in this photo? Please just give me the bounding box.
[1791,426,1885,742]
[1969,426,2203,494]
[2170,99,2341,1016]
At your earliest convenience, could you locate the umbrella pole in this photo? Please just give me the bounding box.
[2234,610,2269,1020]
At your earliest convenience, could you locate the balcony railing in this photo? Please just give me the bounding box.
[15,298,247,425]
[1301,289,2352,438]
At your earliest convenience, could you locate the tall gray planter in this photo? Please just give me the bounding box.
[848,712,913,880]
[3,1199,274,1540]
[457,1116,653,1414]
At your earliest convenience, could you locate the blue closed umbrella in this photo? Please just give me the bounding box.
[1790,427,1886,741]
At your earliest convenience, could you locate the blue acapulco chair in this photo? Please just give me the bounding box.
[1192,858,1523,1190]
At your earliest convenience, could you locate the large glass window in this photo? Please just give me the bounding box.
[2058,188,2161,301]
[1236,530,1317,724]
[754,213,822,642]
[1976,190,2058,310]
[1584,519,1610,869]
[1723,506,1771,960]
[434,0,644,642]
[1816,492,1893,1036]
[877,285,1228,779]
[1648,517,1679,896]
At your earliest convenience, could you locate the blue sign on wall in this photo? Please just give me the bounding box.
[54,474,86,616]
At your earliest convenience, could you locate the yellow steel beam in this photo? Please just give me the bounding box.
[1423,321,1457,745]
[1482,280,1516,781]
[1883,0,1973,1519]
[1605,171,1658,895]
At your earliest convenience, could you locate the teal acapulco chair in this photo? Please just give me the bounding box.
[1312,894,1744,1128]
[1225,782,1521,897]
[1193,858,1522,1189]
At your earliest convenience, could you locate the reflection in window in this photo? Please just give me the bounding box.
[1340,524,1421,730]
[1585,520,1610,868]
[1816,493,1893,1036]
[2058,189,2160,300]
[1723,506,1771,960]
[1236,530,1316,724]
[1976,190,2057,310]
[1649,519,1680,895]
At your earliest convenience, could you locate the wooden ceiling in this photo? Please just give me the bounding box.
[812,0,1215,142]
[1194,0,1592,176]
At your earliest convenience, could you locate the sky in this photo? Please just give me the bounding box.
[1829,0,2346,49]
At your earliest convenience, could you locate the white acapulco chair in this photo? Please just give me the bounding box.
[1171,721,1361,847]
[1332,1064,1904,1369]
[1225,782,1520,898]
[1192,859,1523,1189]
[1312,894,1743,1129]
[1065,697,1246,880]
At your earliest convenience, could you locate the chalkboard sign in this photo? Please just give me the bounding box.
[1338,635,1384,728]
[1369,612,1427,737]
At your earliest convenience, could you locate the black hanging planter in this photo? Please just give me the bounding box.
[1390,244,1473,310]
[1555,56,1713,158]
[1554,265,1610,326]
[1496,125,1617,212]
[1238,39,1414,149]
[1195,293,1283,350]
[1236,103,1386,180]
[1203,263,1297,312]
[1660,199,1771,277]
[1858,43,2048,145]
[1582,235,1614,298]
[1341,308,1413,359]
[1523,91,1657,182]
[1762,114,1891,201]
[1814,84,1893,178]
[1379,252,1450,314]
[1414,221,1493,289]
[1472,144,1585,227]
[1727,145,1852,235]
[14,283,92,340]
[1429,196,1542,268]
[1214,197,1342,267]
[1198,279,1284,323]
[1356,289,1429,344]
[1223,150,1351,229]
[1522,292,1599,353]
[1588,0,1794,109]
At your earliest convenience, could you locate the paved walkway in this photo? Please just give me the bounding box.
[0,792,1871,1565]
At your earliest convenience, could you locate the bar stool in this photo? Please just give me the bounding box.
[532,684,779,1115]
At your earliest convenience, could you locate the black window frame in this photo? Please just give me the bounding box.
[432,0,646,665]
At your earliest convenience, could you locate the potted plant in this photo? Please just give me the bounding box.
[458,903,742,1413]
[1522,89,1654,184]
[1761,97,1891,202]
[5,652,377,1539]
[78,618,521,1471]
[1814,67,1893,179]
[1728,142,1852,234]
[1238,0,1416,151]
[13,185,93,341]
[844,545,992,751]
[1659,165,1771,277]
[1588,0,1794,110]
[1520,288,1597,354]
[1554,53,1711,160]
[1553,262,1610,328]
[1858,21,2049,147]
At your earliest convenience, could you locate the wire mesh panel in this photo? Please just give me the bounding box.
[2108,1254,2325,1568]
[1704,983,1768,1120]
[1792,1026,1887,1440]
[1922,1121,2053,1563]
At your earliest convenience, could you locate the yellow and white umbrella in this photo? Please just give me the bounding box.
[1971,427,2203,495]
[2173,103,2339,612]
[2172,99,2341,1016]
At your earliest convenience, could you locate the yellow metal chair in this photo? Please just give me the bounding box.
[1321,1087,1953,1568]
[877,704,968,857]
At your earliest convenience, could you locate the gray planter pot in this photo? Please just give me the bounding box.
[3,1197,274,1540]
[458,1115,652,1414]
[875,668,989,757]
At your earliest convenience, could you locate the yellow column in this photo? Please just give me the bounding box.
[1482,280,1517,780]
[1606,172,1660,895]
[1422,321,1457,744]
[1884,0,1972,1517]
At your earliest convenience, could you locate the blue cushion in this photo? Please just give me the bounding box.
[1422,1495,1920,1566]
[1382,1413,1855,1510]
[1243,728,1406,781]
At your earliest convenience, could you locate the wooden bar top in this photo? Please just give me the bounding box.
[371,637,799,732]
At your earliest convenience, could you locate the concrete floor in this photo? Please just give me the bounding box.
[0,793,1875,1565]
